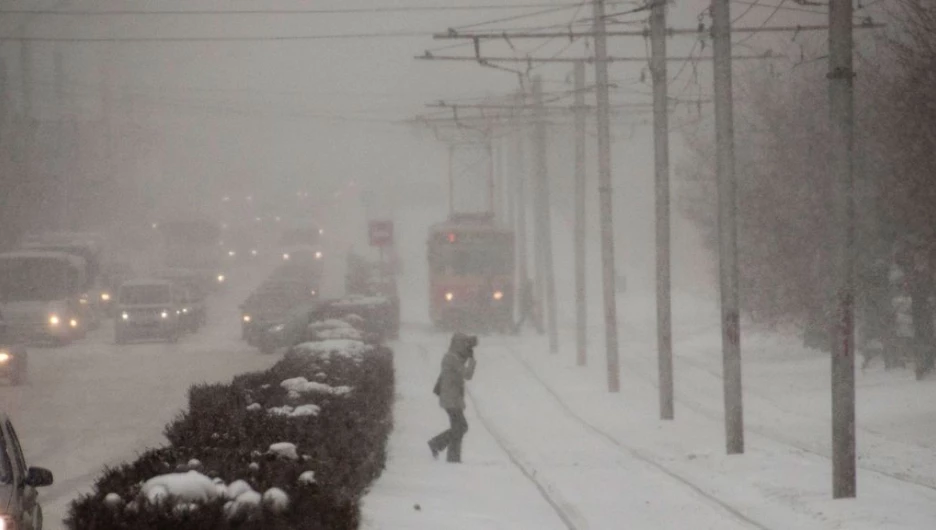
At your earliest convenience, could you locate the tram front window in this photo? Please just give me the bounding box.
[431,245,510,276]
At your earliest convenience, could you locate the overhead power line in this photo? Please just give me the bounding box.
[0,31,436,42]
[0,2,640,16]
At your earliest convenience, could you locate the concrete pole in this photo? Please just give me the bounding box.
[591,0,621,391]
[652,0,674,420]
[573,61,588,367]
[711,0,744,454]
[532,76,557,350]
[514,92,530,310]
[829,0,857,499]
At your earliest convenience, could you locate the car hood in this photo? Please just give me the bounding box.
[0,482,12,513]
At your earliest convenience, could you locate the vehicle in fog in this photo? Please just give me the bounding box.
[158,219,227,292]
[241,279,318,344]
[427,213,514,332]
[19,232,108,331]
[0,317,27,385]
[153,268,208,333]
[279,225,325,271]
[114,279,182,344]
[0,413,54,530]
[0,251,87,345]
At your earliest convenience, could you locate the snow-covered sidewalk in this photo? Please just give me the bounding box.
[362,317,936,529]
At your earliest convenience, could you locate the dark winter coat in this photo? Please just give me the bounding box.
[437,333,477,410]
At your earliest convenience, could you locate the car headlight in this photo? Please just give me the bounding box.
[314,251,323,259]
[0,352,10,363]
[70,318,79,328]
[121,312,130,321]
[228,250,236,257]
[243,315,251,323]
[445,292,454,302]
[251,249,258,256]
[101,292,111,302]
[160,311,169,319]
[493,290,504,301]
[79,297,89,305]
[182,308,189,314]
[282,253,290,260]
[217,274,225,283]
[49,314,61,326]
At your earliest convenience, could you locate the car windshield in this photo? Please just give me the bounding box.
[120,285,171,305]
[0,434,11,484]
[0,257,79,302]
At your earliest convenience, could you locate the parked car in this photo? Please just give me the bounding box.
[241,281,317,345]
[0,316,27,386]
[1,413,54,530]
[114,279,183,344]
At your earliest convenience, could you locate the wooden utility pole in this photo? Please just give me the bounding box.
[573,61,588,367]
[652,0,674,421]
[592,0,620,391]
[829,0,857,499]
[712,0,744,454]
[532,76,558,352]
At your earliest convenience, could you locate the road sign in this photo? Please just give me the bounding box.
[369,220,394,247]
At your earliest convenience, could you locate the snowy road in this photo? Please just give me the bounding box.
[0,260,281,529]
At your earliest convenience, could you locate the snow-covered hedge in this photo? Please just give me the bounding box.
[66,317,394,530]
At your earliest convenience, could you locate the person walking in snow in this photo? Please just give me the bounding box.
[428,332,478,463]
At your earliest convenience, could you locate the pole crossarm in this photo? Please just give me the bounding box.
[416,53,779,63]
[432,22,884,40]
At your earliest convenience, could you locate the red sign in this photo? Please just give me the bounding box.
[368,220,394,247]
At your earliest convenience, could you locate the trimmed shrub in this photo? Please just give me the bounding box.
[66,327,394,529]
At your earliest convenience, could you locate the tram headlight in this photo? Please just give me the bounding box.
[49,315,61,327]
[101,292,111,302]
[69,318,79,328]
[217,274,226,283]
[160,310,169,319]
[121,312,130,321]
[0,352,10,363]
[444,292,454,302]
[283,253,290,261]
[492,290,504,301]
[314,251,323,260]
[243,314,252,323]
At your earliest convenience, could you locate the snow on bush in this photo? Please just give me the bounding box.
[281,376,353,396]
[268,442,299,460]
[103,492,122,509]
[142,470,219,505]
[292,339,372,363]
[245,402,262,412]
[267,404,321,418]
[315,327,364,341]
[308,318,353,331]
[262,487,290,514]
[298,470,317,486]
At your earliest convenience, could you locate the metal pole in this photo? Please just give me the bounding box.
[574,61,588,367]
[712,0,744,454]
[448,144,455,217]
[515,91,530,304]
[829,0,856,499]
[54,43,69,230]
[487,138,496,217]
[533,76,558,350]
[592,0,621,391]
[652,0,674,420]
[19,34,32,195]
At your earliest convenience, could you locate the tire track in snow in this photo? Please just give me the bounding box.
[501,345,772,530]
[414,343,586,530]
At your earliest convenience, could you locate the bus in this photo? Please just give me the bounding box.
[0,251,87,344]
[427,213,514,332]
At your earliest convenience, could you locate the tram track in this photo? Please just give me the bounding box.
[497,344,773,530]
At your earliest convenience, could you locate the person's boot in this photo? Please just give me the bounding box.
[446,438,462,463]
[428,441,440,460]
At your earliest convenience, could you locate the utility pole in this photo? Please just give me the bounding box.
[19,34,33,189]
[54,43,70,230]
[573,61,588,367]
[514,92,530,320]
[712,0,744,454]
[652,0,673,420]
[829,0,856,500]
[447,144,455,216]
[592,0,621,391]
[532,76,558,352]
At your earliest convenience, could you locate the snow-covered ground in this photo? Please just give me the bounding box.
[0,259,282,529]
[361,289,936,529]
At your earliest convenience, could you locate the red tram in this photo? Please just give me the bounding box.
[427,213,514,332]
